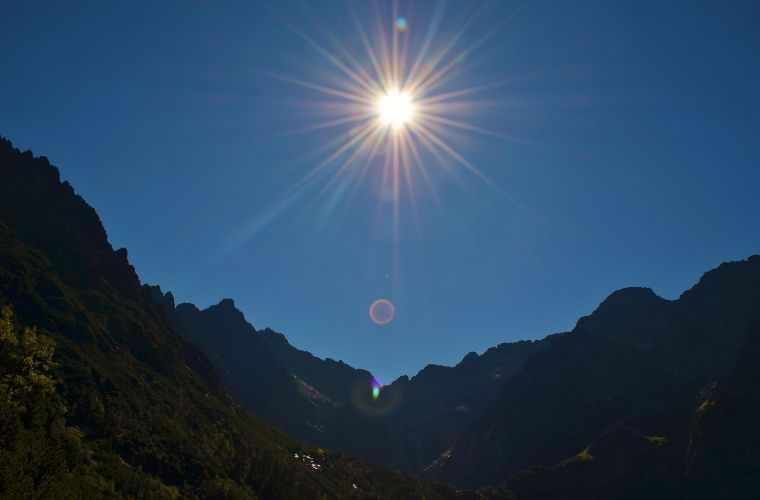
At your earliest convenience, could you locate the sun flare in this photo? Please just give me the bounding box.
[259,5,511,245]
[377,90,414,128]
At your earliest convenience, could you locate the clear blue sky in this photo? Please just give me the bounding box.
[2,1,759,383]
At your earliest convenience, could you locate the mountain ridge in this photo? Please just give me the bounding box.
[3,134,760,497]
[423,254,760,487]
[0,135,470,498]
[150,253,760,489]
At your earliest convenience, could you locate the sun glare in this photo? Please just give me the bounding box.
[256,5,511,247]
[377,90,414,128]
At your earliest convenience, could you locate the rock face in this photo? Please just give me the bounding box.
[423,257,760,487]
[3,135,760,498]
[159,286,545,473]
[149,237,760,492]
[0,137,463,499]
[487,428,681,500]
[685,319,760,498]
[154,249,760,494]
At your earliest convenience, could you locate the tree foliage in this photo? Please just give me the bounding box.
[1,304,57,407]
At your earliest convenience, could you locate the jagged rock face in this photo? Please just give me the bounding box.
[423,257,760,488]
[5,136,760,498]
[686,320,760,499]
[158,285,545,474]
[156,256,760,487]
[0,139,139,298]
[164,295,415,470]
[386,340,546,469]
[0,138,462,499]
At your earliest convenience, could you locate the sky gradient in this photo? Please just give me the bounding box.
[2,1,759,382]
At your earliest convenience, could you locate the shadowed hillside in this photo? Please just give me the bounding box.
[3,135,759,498]
[149,288,544,474]
[151,249,760,492]
[685,319,760,498]
[423,258,760,487]
[0,137,470,499]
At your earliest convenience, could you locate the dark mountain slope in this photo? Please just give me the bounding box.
[258,326,373,405]
[479,428,681,500]
[160,287,544,474]
[163,294,422,472]
[169,299,316,440]
[0,137,465,499]
[685,319,760,498]
[424,257,760,487]
[490,314,760,500]
[386,340,546,470]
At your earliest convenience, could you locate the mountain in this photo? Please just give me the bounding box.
[0,137,466,498]
[480,314,760,500]
[149,238,760,492]
[3,134,759,498]
[685,318,760,498]
[152,289,545,474]
[477,427,681,500]
[153,249,760,490]
[423,257,760,487]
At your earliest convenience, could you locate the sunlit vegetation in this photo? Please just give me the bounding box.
[0,305,108,498]
[0,137,469,498]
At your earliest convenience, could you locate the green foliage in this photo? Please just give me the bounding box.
[1,304,57,406]
[0,305,81,498]
[0,304,179,499]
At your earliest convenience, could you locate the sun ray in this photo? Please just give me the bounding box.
[403,5,485,96]
[413,121,500,189]
[263,71,374,105]
[310,125,386,208]
[371,1,394,87]
[404,4,446,87]
[287,24,378,95]
[416,77,524,106]
[350,7,388,88]
[411,12,515,97]
[290,120,379,191]
[285,111,375,136]
[415,110,515,140]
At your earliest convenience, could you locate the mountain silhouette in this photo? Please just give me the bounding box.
[423,257,760,487]
[0,137,466,498]
[150,247,760,494]
[154,253,760,493]
[150,286,545,474]
[2,135,759,498]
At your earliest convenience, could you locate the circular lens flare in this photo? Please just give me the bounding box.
[377,91,414,128]
[369,298,395,325]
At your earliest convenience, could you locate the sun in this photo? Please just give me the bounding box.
[377,90,414,128]
[256,4,509,242]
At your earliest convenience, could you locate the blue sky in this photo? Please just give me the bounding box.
[2,1,759,382]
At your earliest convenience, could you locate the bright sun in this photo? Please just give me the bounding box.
[377,90,414,128]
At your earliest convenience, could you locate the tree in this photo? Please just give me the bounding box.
[0,304,57,408]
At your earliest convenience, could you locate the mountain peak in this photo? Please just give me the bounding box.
[218,298,236,309]
[574,286,670,340]
[598,286,661,309]
[678,255,760,307]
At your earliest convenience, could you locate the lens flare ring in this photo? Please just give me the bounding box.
[369,298,395,325]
